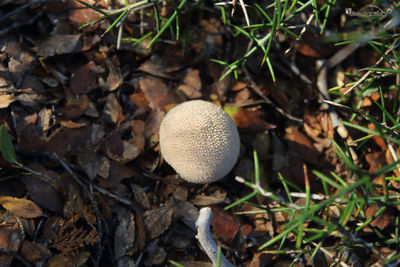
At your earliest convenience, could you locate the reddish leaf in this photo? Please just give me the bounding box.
[365,204,390,230]
[139,76,179,110]
[70,62,98,94]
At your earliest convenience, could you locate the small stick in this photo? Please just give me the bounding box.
[195,208,235,267]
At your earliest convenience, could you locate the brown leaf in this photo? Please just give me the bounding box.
[139,76,179,110]
[105,131,140,163]
[21,241,51,263]
[59,120,88,128]
[0,95,16,108]
[98,161,136,188]
[38,34,81,57]
[47,252,91,267]
[144,109,165,147]
[16,92,45,109]
[43,215,99,255]
[129,92,151,111]
[144,206,174,239]
[78,148,101,181]
[366,151,386,174]
[191,189,227,206]
[131,120,146,152]
[38,108,52,132]
[285,126,319,165]
[0,196,42,218]
[144,243,167,265]
[99,58,122,91]
[68,1,101,29]
[138,47,185,79]
[7,40,35,81]
[295,31,335,58]
[21,172,63,213]
[103,93,124,124]
[131,184,150,210]
[60,95,89,120]
[234,88,251,103]
[70,62,98,94]
[210,206,239,244]
[0,212,21,266]
[17,123,45,153]
[114,207,136,258]
[228,107,275,132]
[368,123,386,150]
[45,127,89,156]
[365,204,390,230]
[177,69,202,99]
[63,186,96,225]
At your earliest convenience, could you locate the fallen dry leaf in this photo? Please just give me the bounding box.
[21,171,63,213]
[60,95,89,120]
[105,131,140,163]
[138,46,186,79]
[47,252,91,267]
[68,1,101,29]
[139,76,179,110]
[70,62,99,94]
[0,196,43,218]
[225,107,275,132]
[144,109,165,147]
[78,147,101,181]
[99,58,123,91]
[21,241,51,264]
[295,31,336,58]
[210,206,252,244]
[38,34,81,57]
[191,189,227,206]
[144,242,167,265]
[131,184,150,210]
[0,212,21,266]
[103,93,124,124]
[98,160,136,188]
[45,127,89,156]
[144,205,174,239]
[17,123,45,153]
[285,126,319,165]
[177,68,202,99]
[0,94,16,108]
[114,207,136,258]
[365,204,390,230]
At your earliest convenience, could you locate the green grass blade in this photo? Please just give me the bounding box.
[0,125,21,166]
[147,0,188,49]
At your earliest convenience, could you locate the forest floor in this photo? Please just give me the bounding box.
[0,0,399,266]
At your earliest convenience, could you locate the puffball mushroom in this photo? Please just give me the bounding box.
[159,100,240,184]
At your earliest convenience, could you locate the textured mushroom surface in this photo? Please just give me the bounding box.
[159,100,240,183]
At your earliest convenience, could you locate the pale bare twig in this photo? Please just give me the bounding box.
[196,208,235,267]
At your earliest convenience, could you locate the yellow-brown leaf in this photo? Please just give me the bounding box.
[0,196,42,218]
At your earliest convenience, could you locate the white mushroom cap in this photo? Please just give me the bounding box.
[159,100,240,184]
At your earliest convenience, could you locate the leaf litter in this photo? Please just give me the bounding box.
[0,0,398,266]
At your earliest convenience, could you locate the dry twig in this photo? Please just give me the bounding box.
[196,207,235,267]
